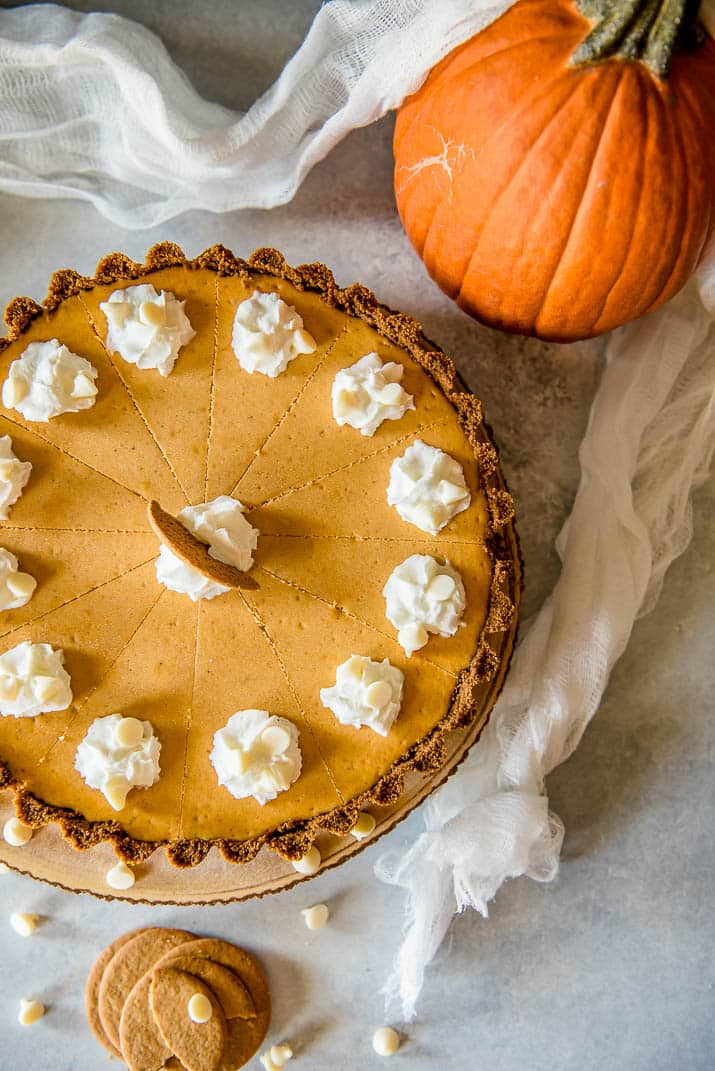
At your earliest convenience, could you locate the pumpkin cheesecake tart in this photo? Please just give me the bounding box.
[0,242,518,872]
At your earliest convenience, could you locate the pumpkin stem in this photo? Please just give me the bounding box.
[573,0,703,77]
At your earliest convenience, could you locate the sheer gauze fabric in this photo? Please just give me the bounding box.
[1,0,715,1021]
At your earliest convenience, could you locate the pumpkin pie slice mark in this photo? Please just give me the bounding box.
[227,322,351,498]
[258,529,493,678]
[261,531,489,548]
[235,317,457,506]
[0,525,150,535]
[81,265,218,503]
[0,416,150,531]
[255,563,457,680]
[254,417,448,510]
[177,589,342,843]
[0,532,157,640]
[243,568,462,804]
[78,293,192,505]
[177,600,201,840]
[202,272,220,503]
[39,585,196,840]
[0,553,156,643]
[35,582,166,768]
[204,273,346,503]
[0,408,148,505]
[0,296,183,510]
[238,588,345,806]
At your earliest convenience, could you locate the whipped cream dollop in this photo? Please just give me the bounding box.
[155,546,228,602]
[0,548,36,612]
[387,439,471,534]
[74,713,161,811]
[331,353,414,436]
[210,709,302,805]
[101,284,195,377]
[155,496,259,601]
[2,340,98,422]
[232,290,316,377]
[383,554,466,656]
[0,435,31,520]
[0,642,72,718]
[320,655,404,736]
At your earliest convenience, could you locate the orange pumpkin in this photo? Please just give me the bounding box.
[393,0,715,342]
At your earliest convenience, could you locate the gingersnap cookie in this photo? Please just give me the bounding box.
[155,938,270,1068]
[119,972,173,1071]
[151,968,226,1071]
[154,955,255,1020]
[85,926,148,1058]
[98,927,194,1053]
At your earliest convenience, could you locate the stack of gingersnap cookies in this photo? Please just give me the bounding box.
[86,927,270,1071]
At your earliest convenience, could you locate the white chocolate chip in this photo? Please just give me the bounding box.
[292,845,321,876]
[6,571,36,600]
[365,680,392,710]
[260,1044,293,1071]
[429,573,457,601]
[397,624,429,654]
[0,675,19,702]
[351,812,376,840]
[4,379,28,406]
[104,301,131,327]
[105,860,135,891]
[18,999,45,1026]
[373,1027,400,1056]
[116,716,144,748]
[3,818,33,847]
[31,675,60,703]
[439,480,466,504]
[260,725,291,754]
[103,776,131,812]
[187,993,213,1023]
[375,382,405,405]
[139,300,167,327]
[71,372,97,399]
[301,903,329,930]
[10,912,40,937]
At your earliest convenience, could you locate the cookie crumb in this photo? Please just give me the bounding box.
[373,1027,400,1056]
[18,999,44,1026]
[105,860,135,890]
[301,903,329,930]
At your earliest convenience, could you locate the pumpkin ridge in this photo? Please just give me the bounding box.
[394,33,572,161]
[418,68,581,294]
[583,69,650,334]
[638,79,710,317]
[596,66,693,331]
[453,67,614,318]
[396,44,575,259]
[535,65,627,334]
